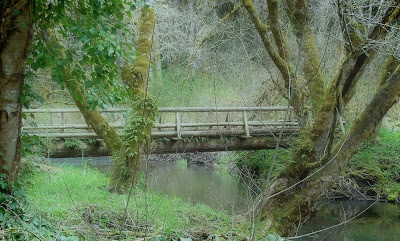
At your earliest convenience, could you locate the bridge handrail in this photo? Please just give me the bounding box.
[22,106,293,113]
[22,106,297,139]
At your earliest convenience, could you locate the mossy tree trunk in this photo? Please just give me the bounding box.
[48,29,124,159]
[368,55,400,142]
[109,7,156,192]
[0,1,33,185]
[284,0,325,113]
[241,0,400,236]
[53,7,156,192]
[65,79,123,156]
[260,66,400,236]
[240,0,304,117]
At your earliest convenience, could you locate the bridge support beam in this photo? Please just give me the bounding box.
[46,136,294,158]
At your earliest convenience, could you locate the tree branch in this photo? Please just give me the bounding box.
[338,0,400,104]
[285,0,325,111]
[240,0,303,115]
[195,4,240,49]
[267,0,290,62]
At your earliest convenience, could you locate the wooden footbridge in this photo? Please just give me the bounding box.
[22,106,299,157]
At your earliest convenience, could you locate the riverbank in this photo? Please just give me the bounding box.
[234,128,400,203]
[334,128,400,202]
[19,165,255,240]
[3,129,399,240]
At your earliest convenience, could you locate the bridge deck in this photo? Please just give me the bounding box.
[22,106,299,155]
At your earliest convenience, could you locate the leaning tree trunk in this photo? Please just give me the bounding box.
[47,30,124,159]
[65,79,123,156]
[0,1,33,185]
[109,7,156,191]
[50,7,156,192]
[368,55,399,142]
[260,66,400,236]
[240,0,400,236]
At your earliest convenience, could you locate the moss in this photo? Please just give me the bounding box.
[259,23,268,33]
[243,0,253,8]
[136,38,152,53]
[125,8,155,94]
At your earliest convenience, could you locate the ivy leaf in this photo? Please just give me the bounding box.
[108,46,114,56]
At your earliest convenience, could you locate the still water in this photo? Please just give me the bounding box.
[51,157,400,240]
[51,156,253,213]
[297,200,400,241]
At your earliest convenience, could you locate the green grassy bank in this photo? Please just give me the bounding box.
[2,129,398,240]
[343,129,400,201]
[235,129,400,202]
[19,165,256,240]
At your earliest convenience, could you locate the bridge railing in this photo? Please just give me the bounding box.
[22,106,299,138]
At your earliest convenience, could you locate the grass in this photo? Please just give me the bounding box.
[347,129,400,202]
[25,165,252,240]
[234,129,400,202]
[234,148,293,183]
[176,159,188,168]
[149,67,263,108]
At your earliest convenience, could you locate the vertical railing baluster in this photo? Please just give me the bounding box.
[243,111,250,137]
[225,112,229,129]
[61,112,65,133]
[50,111,53,127]
[176,112,181,139]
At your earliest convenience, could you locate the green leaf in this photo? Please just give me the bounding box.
[85,81,94,88]
[266,234,277,241]
[108,46,114,56]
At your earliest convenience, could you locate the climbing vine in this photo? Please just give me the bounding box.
[123,96,157,156]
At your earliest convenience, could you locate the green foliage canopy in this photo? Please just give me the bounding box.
[24,0,146,109]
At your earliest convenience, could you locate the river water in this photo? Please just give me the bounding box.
[51,156,400,240]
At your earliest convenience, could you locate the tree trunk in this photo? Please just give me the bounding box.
[241,0,306,119]
[65,79,123,155]
[368,55,399,142]
[240,0,400,236]
[0,1,33,184]
[47,30,124,158]
[109,7,156,191]
[260,66,400,236]
[284,0,325,112]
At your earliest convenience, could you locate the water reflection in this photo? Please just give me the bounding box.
[143,161,253,213]
[298,200,400,241]
[50,157,400,240]
[51,156,253,213]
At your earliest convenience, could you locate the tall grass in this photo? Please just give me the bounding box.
[149,67,264,107]
[26,165,249,239]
